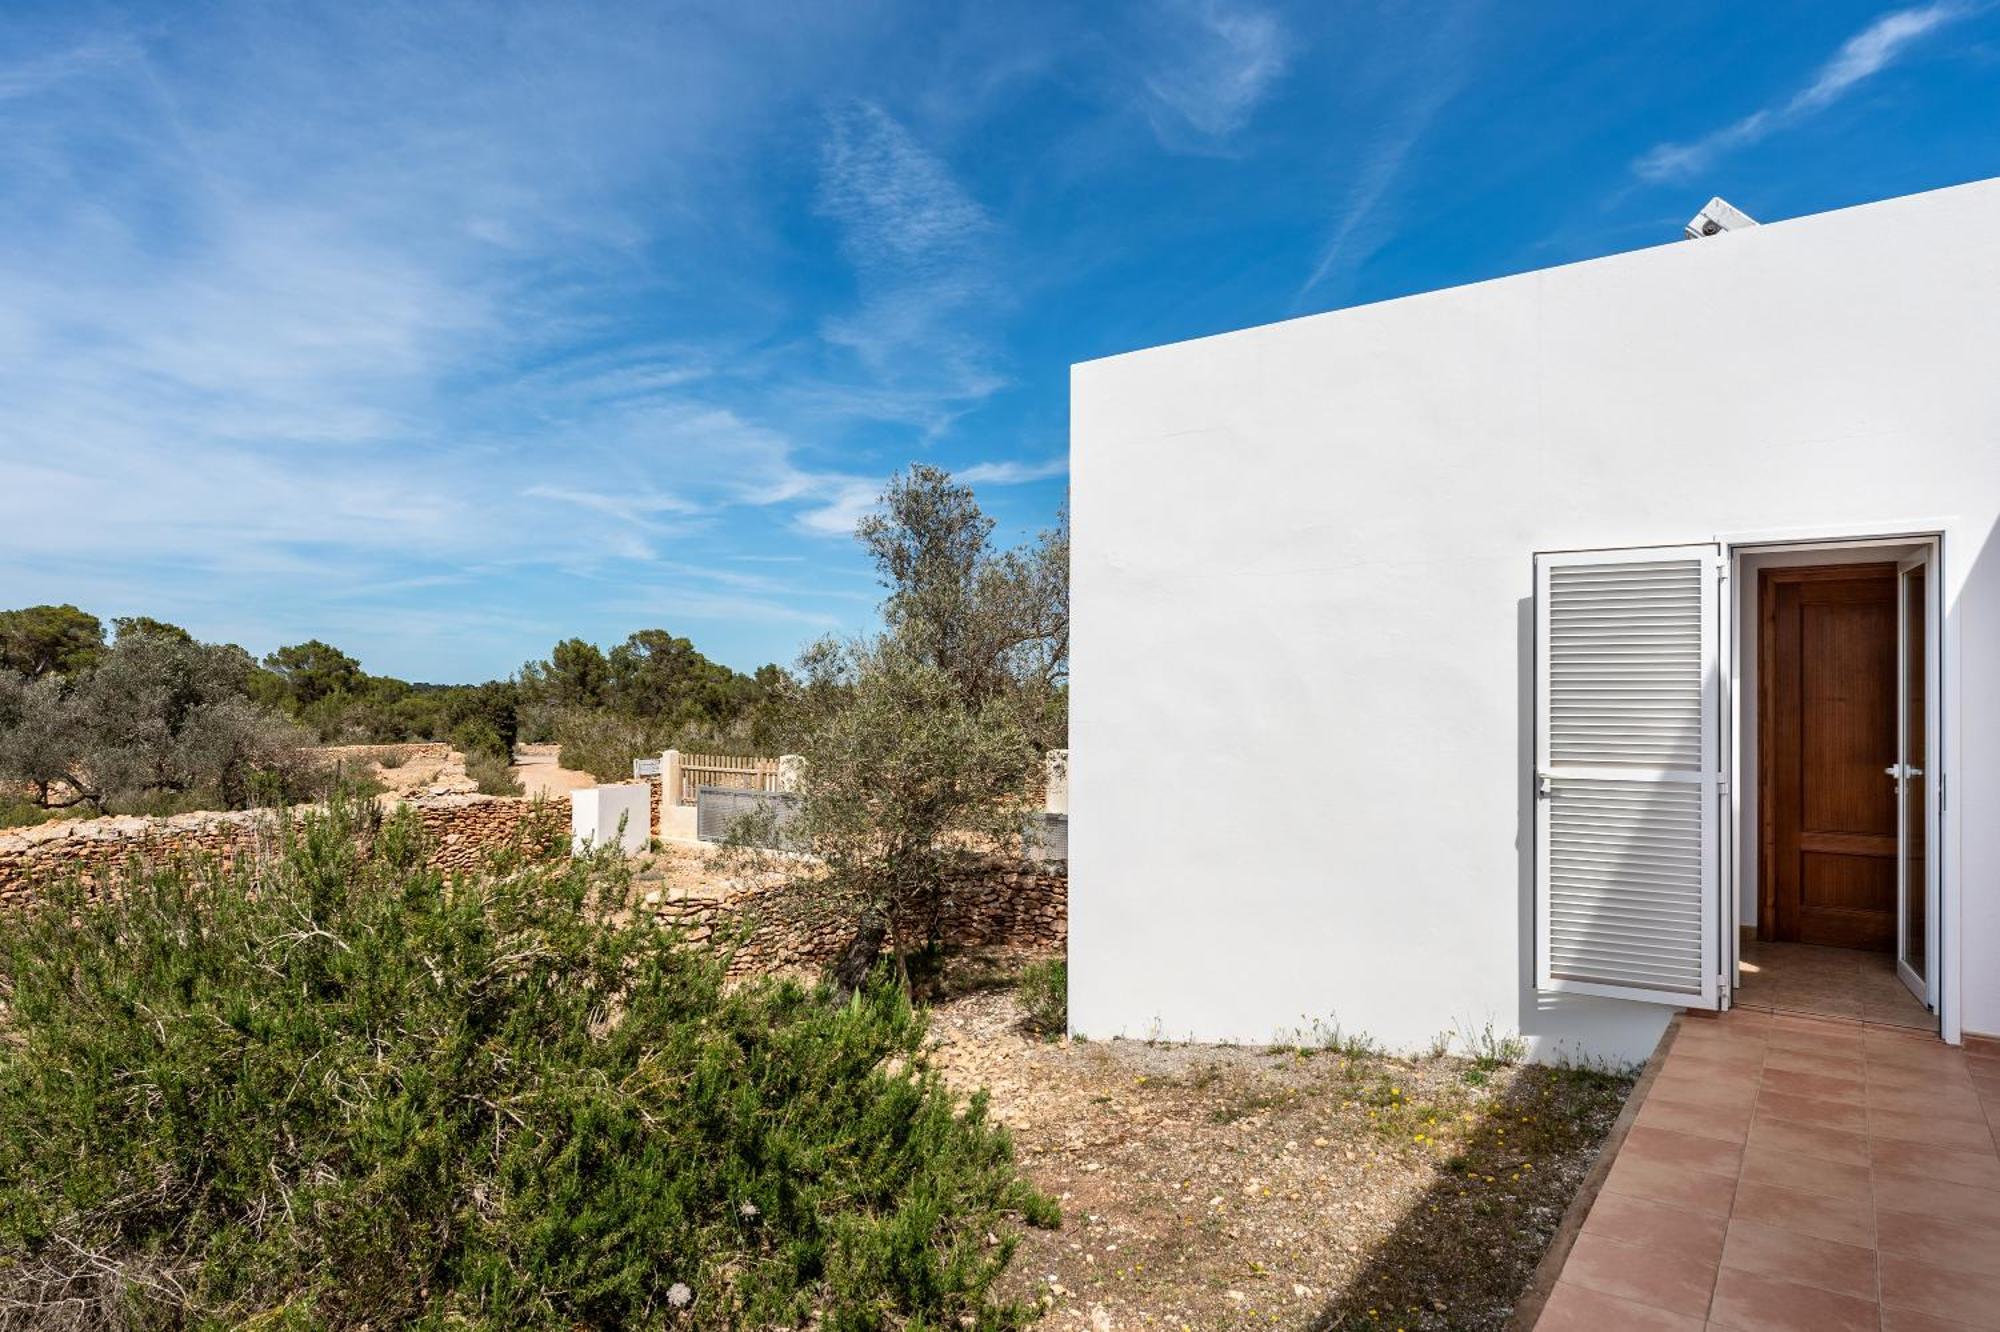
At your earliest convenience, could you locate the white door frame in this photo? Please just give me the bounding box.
[1716,522,1955,1042]
[1895,548,1940,1008]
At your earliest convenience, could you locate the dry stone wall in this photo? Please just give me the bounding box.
[0,795,565,911]
[0,797,1068,976]
[641,857,1067,980]
[314,742,453,767]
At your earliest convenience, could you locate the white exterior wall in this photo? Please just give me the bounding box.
[1070,178,2000,1064]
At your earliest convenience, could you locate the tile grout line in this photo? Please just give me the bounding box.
[1865,1039,1883,1331]
[1708,1030,1761,1328]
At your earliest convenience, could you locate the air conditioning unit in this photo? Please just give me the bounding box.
[1684,196,1758,239]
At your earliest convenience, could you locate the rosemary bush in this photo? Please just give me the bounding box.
[0,798,1053,1330]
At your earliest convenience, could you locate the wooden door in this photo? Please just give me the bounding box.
[1760,564,1899,950]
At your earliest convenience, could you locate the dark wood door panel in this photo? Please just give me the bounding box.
[1800,597,1896,836]
[1761,564,1898,951]
[1799,853,1896,951]
[1798,830,1895,857]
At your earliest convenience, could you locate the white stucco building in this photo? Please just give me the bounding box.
[1069,178,2000,1064]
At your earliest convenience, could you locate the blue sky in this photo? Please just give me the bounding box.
[1,1,1994,682]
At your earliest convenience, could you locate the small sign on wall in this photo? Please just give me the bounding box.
[632,757,662,778]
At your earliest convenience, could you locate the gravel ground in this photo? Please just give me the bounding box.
[925,973,1634,1332]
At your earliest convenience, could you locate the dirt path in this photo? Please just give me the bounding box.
[508,743,598,800]
[927,985,1633,1332]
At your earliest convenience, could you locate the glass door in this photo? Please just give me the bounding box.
[1894,550,1935,1007]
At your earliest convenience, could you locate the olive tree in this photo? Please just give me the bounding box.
[787,638,1040,990]
[0,628,315,811]
[858,465,1068,750]
[0,674,90,807]
[770,465,1068,991]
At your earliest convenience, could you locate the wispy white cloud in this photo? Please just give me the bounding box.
[959,457,1068,485]
[793,478,886,538]
[1634,3,1970,182]
[597,587,845,628]
[813,101,1007,432]
[0,3,921,677]
[517,402,889,550]
[0,2,1256,677]
[522,486,705,527]
[1297,103,1443,299]
[1297,4,1482,300]
[818,102,993,276]
[1138,0,1290,147]
[0,36,134,100]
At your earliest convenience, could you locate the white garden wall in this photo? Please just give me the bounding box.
[570,783,652,857]
[1070,178,2000,1063]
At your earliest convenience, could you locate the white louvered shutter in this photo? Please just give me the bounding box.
[1536,545,1720,1008]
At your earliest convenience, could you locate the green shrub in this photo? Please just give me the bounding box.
[553,706,672,783]
[99,787,227,817]
[450,717,507,761]
[1017,958,1067,1037]
[0,797,81,830]
[0,797,1055,1328]
[465,748,523,797]
[313,758,386,803]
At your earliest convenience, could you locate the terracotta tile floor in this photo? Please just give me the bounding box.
[1536,1010,2000,1331]
[1735,939,1934,1031]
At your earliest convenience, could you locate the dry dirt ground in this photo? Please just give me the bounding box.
[507,742,599,800]
[925,977,1634,1332]
[313,742,599,803]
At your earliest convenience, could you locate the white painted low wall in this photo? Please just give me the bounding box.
[1071,178,2000,1062]
[570,784,652,857]
[659,802,698,843]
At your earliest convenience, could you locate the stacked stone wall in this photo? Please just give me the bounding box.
[0,799,1066,974]
[0,795,564,909]
[642,857,1067,979]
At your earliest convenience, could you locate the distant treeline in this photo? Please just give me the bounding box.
[0,604,791,820]
[0,461,1066,829]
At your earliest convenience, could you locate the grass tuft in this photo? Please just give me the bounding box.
[1016,958,1067,1038]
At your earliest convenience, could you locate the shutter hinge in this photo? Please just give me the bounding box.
[1535,772,1552,799]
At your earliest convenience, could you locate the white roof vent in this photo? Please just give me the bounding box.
[1684,196,1758,239]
